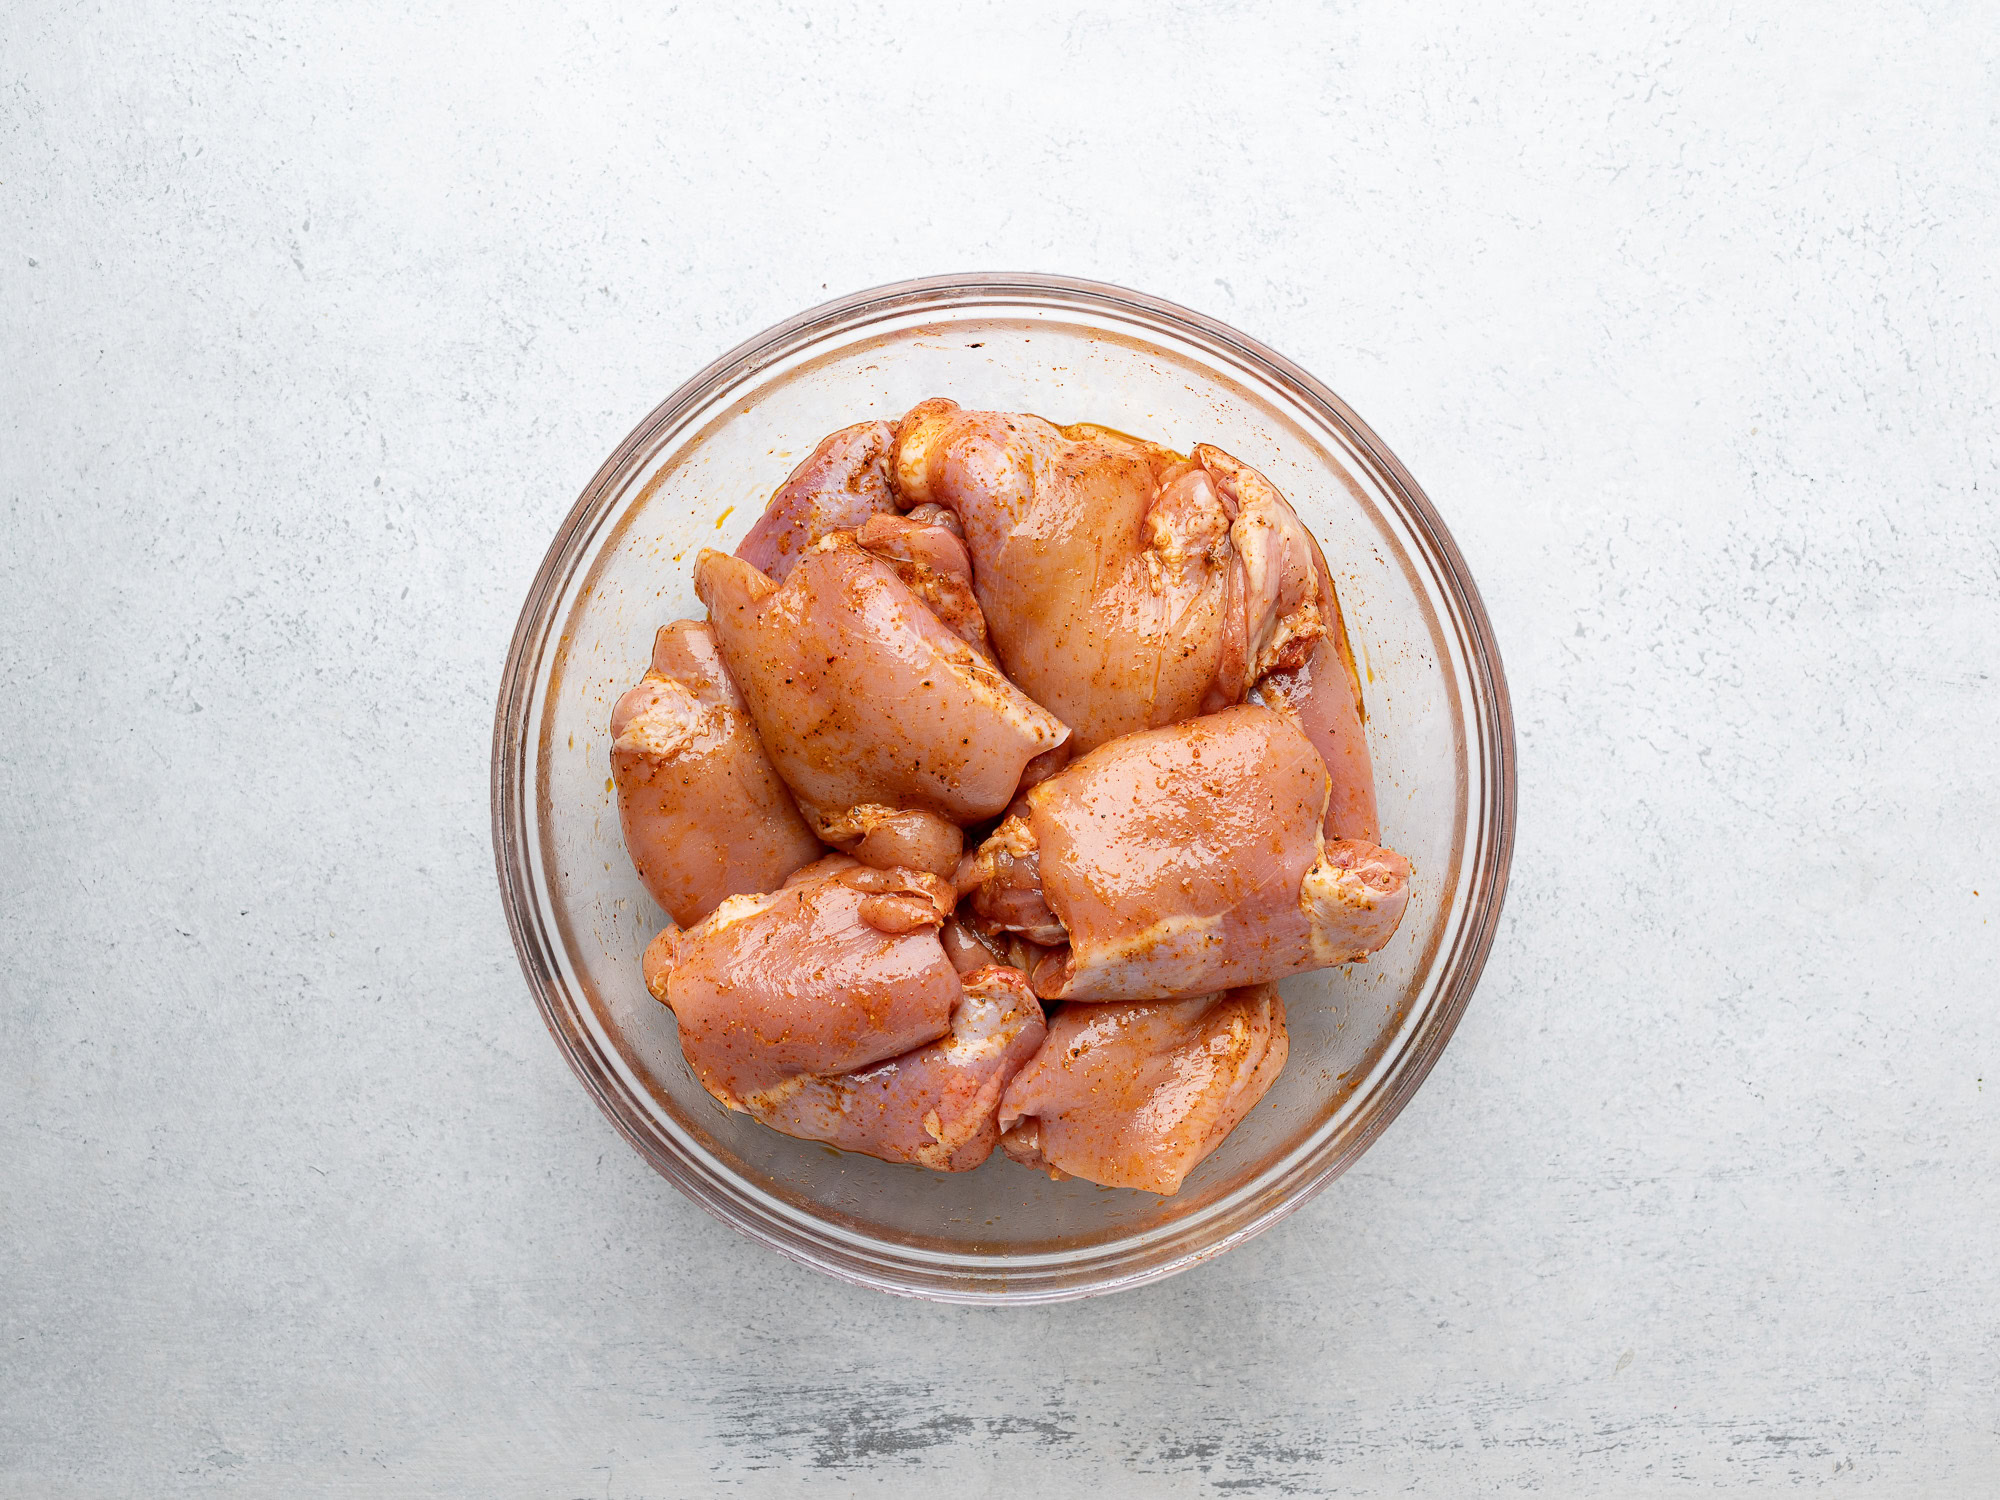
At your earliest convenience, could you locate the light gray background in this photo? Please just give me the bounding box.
[5,3,1996,1495]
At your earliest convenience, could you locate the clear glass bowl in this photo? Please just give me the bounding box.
[492,273,1515,1303]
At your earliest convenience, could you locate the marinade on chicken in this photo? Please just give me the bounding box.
[747,964,1046,1171]
[734,420,899,583]
[893,404,1312,732]
[963,704,1409,1001]
[607,400,1416,1193]
[998,985,1289,1195]
[642,861,1042,1170]
[610,619,823,926]
[696,535,1067,876]
[644,859,962,1104]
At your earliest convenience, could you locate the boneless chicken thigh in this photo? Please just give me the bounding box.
[893,400,1334,757]
[610,620,822,926]
[849,510,990,656]
[733,422,990,653]
[965,704,1409,1001]
[735,420,899,583]
[749,965,1047,1171]
[695,536,1067,872]
[643,861,1044,1171]
[1249,516,1381,844]
[646,861,961,1104]
[892,400,1225,752]
[998,985,1290,1195]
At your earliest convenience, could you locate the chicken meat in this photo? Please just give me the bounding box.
[1249,516,1381,843]
[734,420,899,583]
[646,860,961,1104]
[610,619,823,926]
[613,401,1411,1193]
[643,856,1045,1171]
[695,535,1067,875]
[998,985,1289,1195]
[963,703,1410,1001]
[747,964,1047,1171]
[892,400,1341,761]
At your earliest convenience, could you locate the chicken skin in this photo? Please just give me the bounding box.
[610,620,823,926]
[645,861,961,1105]
[892,400,1334,758]
[998,985,1289,1195]
[964,704,1410,1001]
[695,536,1067,870]
[735,420,899,583]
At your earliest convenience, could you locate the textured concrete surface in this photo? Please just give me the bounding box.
[4,3,1997,1495]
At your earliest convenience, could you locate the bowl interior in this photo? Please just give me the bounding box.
[496,279,1510,1301]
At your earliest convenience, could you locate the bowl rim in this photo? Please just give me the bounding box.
[492,271,1517,1302]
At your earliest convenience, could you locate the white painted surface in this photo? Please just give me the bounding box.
[3,3,1995,1494]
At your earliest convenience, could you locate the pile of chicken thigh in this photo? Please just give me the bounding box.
[613,399,1411,1196]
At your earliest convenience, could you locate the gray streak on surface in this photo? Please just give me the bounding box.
[709,1381,1077,1469]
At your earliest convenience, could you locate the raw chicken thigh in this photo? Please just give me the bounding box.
[998,985,1289,1195]
[646,859,961,1103]
[1251,523,1381,844]
[749,965,1046,1171]
[964,704,1409,1001]
[643,859,1043,1170]
[610,619,822,926]
[849,510,990,656]
[892,399,1330,756]
[735,420,899,583]
[695,535,1067,873]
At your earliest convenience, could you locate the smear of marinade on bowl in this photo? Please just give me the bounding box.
[610,398,1411,1194]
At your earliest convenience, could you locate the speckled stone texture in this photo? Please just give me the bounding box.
[4,2,1996,1495]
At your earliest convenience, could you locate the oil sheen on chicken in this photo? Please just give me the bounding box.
[746,964,1046,1171]
[734,420,899,583]
[695,536,1067,861]
[643,858,1044,1170]
[609,619,822,927]
[998,985,1289,1195]
[646,861,961,1105]
[893,400,1349,769]
[965,704,1410,1001]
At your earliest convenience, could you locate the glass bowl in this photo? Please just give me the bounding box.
[492,273,1515,1303]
